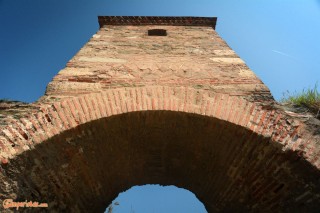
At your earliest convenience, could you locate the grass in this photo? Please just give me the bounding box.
[281,83,320,118]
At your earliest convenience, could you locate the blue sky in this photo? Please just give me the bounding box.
[108,185,206,213]
[1,0,320,212]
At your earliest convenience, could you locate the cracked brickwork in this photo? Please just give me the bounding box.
[0,16,319,212]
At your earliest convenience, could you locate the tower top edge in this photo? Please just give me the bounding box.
[98,16,217,29]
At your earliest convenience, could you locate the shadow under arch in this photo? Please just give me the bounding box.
[1,111,320,212]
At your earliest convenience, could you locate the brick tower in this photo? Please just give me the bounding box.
[0,16,319,212]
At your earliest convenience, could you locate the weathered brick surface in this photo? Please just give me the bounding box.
[0,16,319,212]
[43,22,271,103]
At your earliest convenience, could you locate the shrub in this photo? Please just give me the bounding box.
[281,83,320,118]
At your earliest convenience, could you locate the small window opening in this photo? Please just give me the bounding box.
[148,29,167,36]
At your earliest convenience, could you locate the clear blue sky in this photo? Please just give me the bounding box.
[1,0,320,212]
[108,185,207,213]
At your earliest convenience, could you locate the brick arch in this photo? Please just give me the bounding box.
[0,86,307,159]
[0,86,320,212]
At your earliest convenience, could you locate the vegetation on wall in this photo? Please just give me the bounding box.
[281,83,320,118]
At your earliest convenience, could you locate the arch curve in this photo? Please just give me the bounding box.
[0,86,320,212]
[0,86,306,159]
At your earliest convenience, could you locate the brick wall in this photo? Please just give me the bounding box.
[44,24,271,103]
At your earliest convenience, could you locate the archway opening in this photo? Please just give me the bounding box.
[105,184,207,213]
[1,110,319,212]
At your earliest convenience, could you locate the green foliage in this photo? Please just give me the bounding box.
[281,83,320,117]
